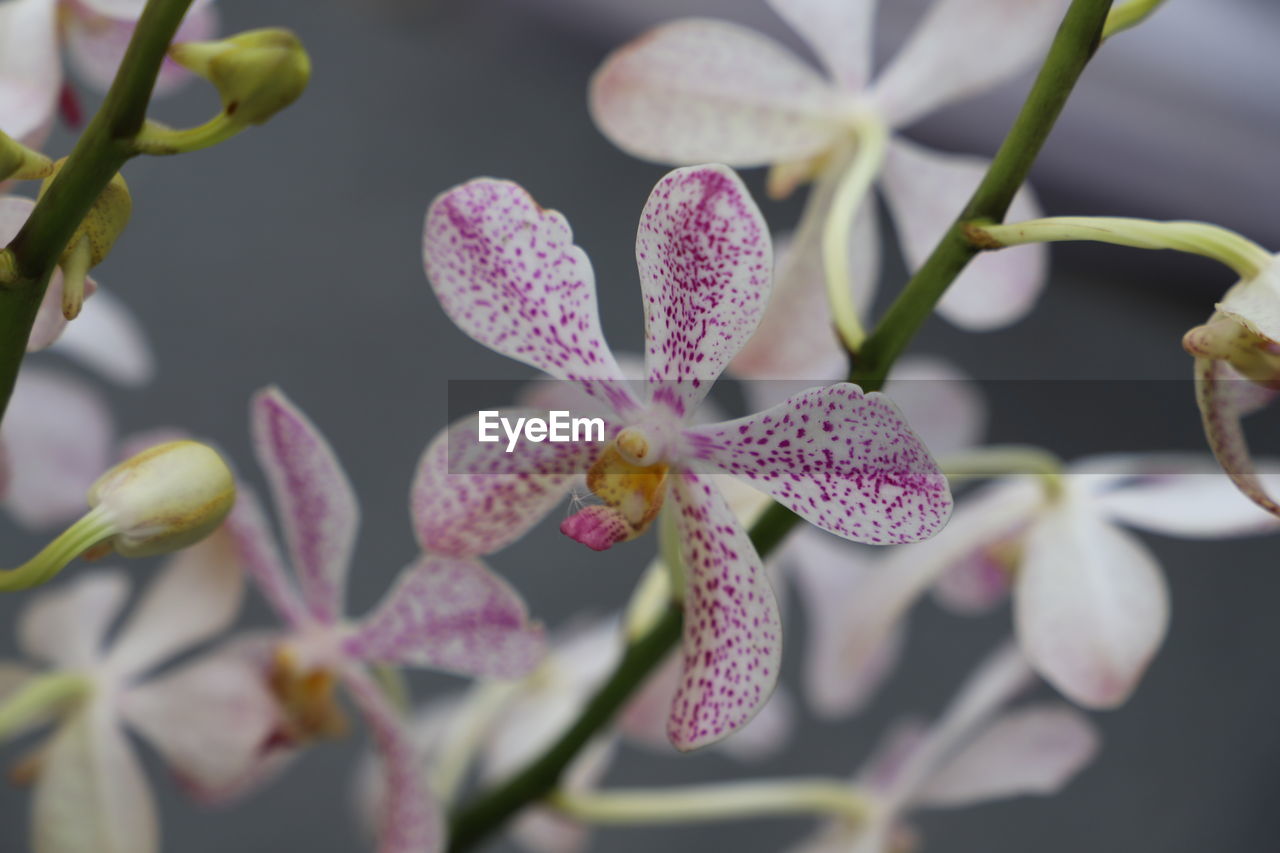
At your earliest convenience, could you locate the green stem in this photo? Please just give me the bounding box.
[447,2,1114,847]
[0,673,90,739]
[850,0,1113,394]
[0,506,118,592]
[940,445,1065,498]
[549,779,872,826]
[0,0,196,425]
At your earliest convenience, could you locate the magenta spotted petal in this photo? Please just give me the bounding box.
[345,554,545,680]
[667,472,782,751]
[684,383,952,544]
[637,165,772,418]
[411,410,606,558]
[423,178,637,415]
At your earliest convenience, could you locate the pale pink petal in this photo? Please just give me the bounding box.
[120,652,282,801]
[931,542,1016,615]
[730,195,879,381]
[589,19,845,166]
[0,197,78,354]
[684,383,951,545]
[1014,498,1170,709]
[51,287,155,386]
[19,570,128,669]
[0,0,61,144]
[423,178,637,415]
[65,3,217,95]
[27,270,90,353]
[884,356,987,458]
[106,530,243,677]
[251,386,358,624]
[915,705,1099,808]
[344,554,546,680]
[638,165,773,418]
[870,0,1070,128]
[789,530,903,717]
[410,411,601,558]
[224,487,309,629]
[667,472,782,751]
[1086,453,1280,538]
[616,650,682,749]
[2,367,113,529]
[880,137,1047,331]
[342,665,443,853]
[1193,357,1280,517]
[33,707,158,853]
[765,0,877,91]
[508,739,615,853]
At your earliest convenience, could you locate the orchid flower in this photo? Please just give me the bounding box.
[0,530,279,853]
[227,386,547,853]
[590,0,1062,367]
[821,452,1280,712]
[0,0,217,147]
[420,164,951,750]
[791,642,1098,853]
[1183,254,1280,517]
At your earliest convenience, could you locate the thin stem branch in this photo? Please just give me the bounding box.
[850,0,1113,393]
[549,780,873,826]
[0,0,196,425]
[446,2,1115,848]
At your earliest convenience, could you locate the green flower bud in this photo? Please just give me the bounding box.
[171,28,311,126]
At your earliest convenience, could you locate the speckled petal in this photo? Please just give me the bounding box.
[2,368,113,529]
[1015,497,1169,709]
[915,704,1099,808]
[684,383,951,545]
[1194,356,1280,517]
[121,651,282,800]
[881,138,1047,331]
[589,19,845,166]
[251,387,359,624]
[342,665,444,853]
[224,487,309,629]
[345,554,546,680]
[766,0,877,92]
[423,178,637,415]
[637,165,772,419]
[0,0,61,145]
[411,410,604,558]
[870,0,1070,128]
[34,707,158,853]
[667,472,782,751]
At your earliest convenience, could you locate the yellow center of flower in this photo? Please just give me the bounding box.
[584,434,669,540]
[268,647,349,743]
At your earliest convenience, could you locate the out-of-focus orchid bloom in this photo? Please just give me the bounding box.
[824,453,1280,712]
[227,386,547,853]
[420,165,951,749]
[357,617,795,853]
[0,530,278,853]
[791,642,1098,853]
[1183,255,1280,517]
[0,0,218,148]
[591,0,1062,360]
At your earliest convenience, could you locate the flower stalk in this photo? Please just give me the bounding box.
[549,780,873,826]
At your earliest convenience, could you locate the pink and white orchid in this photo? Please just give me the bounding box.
[821,453,1280,712]
[0,530,278,853]
[791,642,1098,853]
[419,164,952,750]
[228,386,547,853]
[0,0,217,147]
[590,0,1061,375]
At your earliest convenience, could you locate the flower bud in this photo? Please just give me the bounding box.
[88,440,236,558]
[171,29,311,126]
[38,162,132,267]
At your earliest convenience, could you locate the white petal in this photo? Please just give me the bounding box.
[870,0,1070,128]
[1015,496,1170,709]
[50,288,155,386]
[33,708,158,853]
[915,704,1099,808]
[766,0,877,91]
[880,137,1047,331]
[19,571,128,669]
[0,0,61,144]
[2,367,114,529]
[106,530,244,677]
[883,355,988,459]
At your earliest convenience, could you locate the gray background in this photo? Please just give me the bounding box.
[2,0,1280,850]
